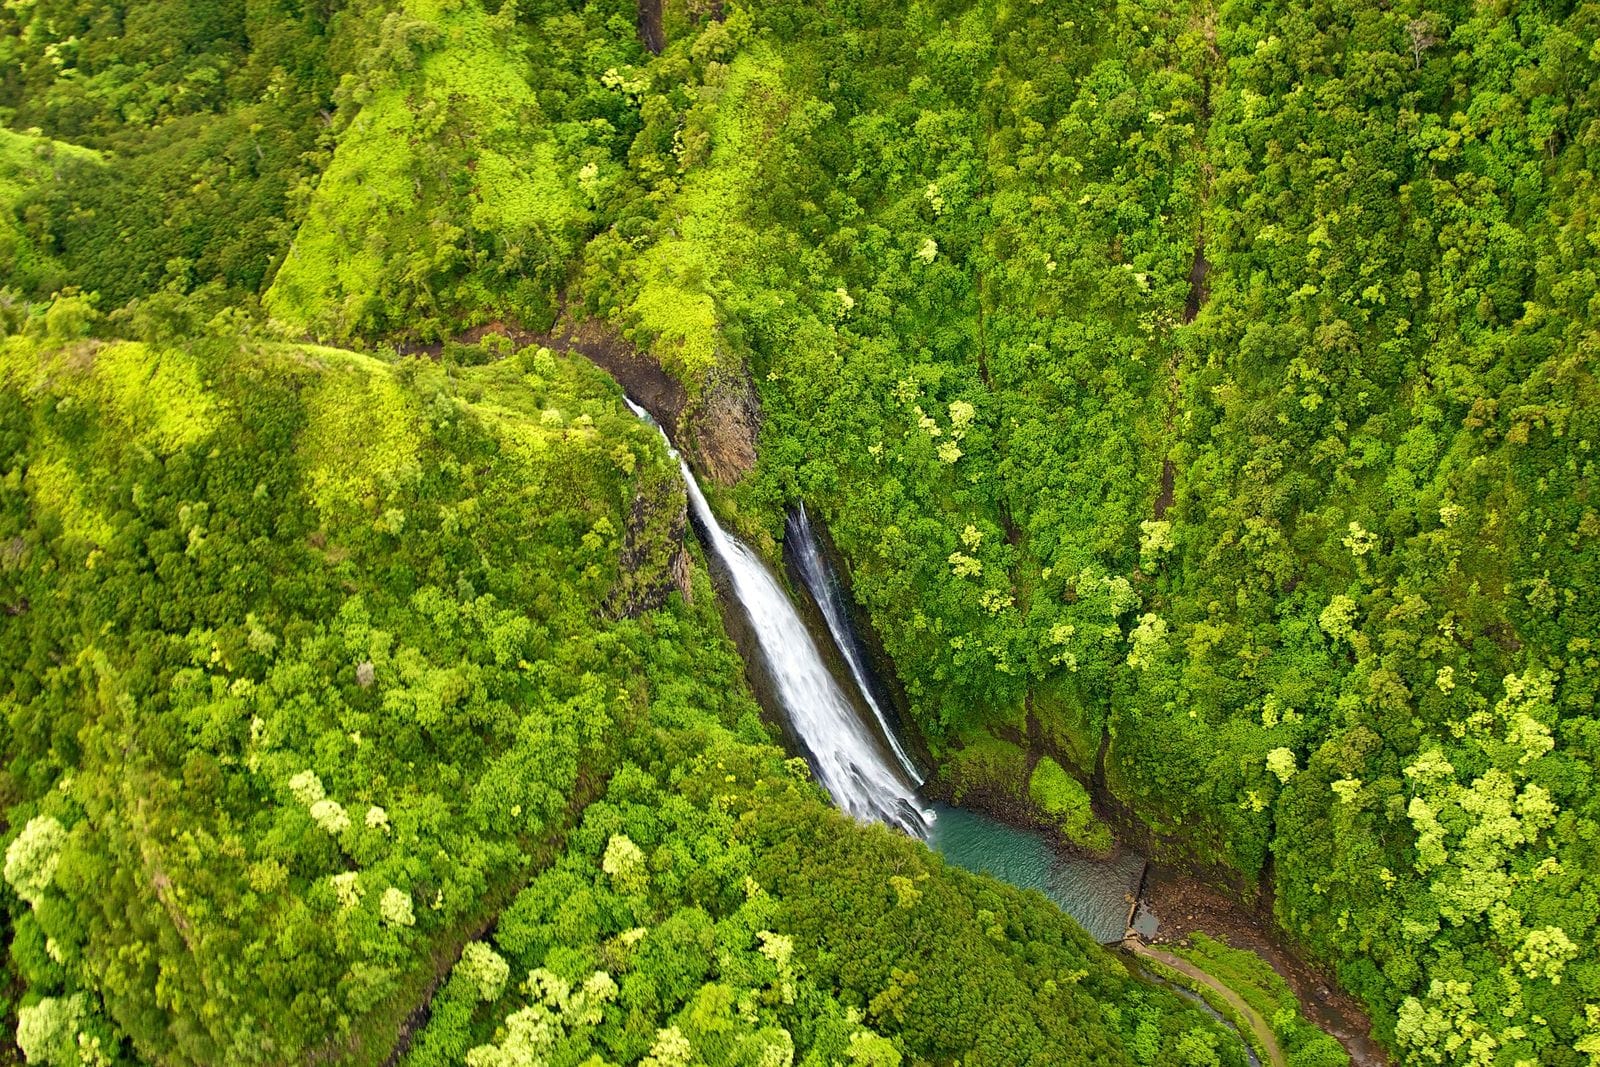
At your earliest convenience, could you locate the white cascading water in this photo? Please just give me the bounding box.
[786,503,923,783]
[624,399,933,837]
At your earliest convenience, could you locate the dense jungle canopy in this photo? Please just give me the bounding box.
[0,0,1597,1064]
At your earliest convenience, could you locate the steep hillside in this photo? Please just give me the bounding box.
[562,1,1600,1061]
[0,301,1234,1064]
[1,0,1596,1063]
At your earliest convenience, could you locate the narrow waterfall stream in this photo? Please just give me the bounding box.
[625,399,933,836]
[785,504,922,783]
[782,500,1147,942]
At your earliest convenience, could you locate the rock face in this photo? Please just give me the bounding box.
[540,319,686,431]
[637,0,664,54]
[537,316,758,604]
[606,479,693,619]
[690,367,760,486]
[537,315,757,487]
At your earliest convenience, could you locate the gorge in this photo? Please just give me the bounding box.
[1,0,1594,1063]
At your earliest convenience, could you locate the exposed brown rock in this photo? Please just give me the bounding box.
[689,366,759,486]
[1184,243,1210,323]
[637,0,664,53]
[536,318,687,434]
[1153,457,1176,519]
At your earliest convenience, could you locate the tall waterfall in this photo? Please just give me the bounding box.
[625,399,932,837]
[786,504,923,783]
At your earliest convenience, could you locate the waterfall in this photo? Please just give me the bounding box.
[624,399,932,837]
[786,504,923,783]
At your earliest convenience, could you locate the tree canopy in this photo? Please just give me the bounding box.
[2,0,1597,1063]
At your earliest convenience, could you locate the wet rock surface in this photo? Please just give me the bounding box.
[689,366,760,486]
[535,317,756,488]
[536,318,687,433]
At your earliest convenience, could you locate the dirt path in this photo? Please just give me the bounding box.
[1142,867,1389,1065]
[1125,938,1287,1067]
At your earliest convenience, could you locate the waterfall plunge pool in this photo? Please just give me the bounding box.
[925,804,1146,944]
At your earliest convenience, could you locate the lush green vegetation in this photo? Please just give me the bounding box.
[263,0,596,341]
[402,724,1234,1066]
[0,0,340,307]
[2,0,1598,1063]
[0,129,98,296]
[553,1,1600,1061]
[0,294,1236,1063]
[1028,757,1113,855]
[0,305,704,1062]
[1173,934,1349,1067]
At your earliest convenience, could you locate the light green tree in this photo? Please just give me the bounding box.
[602,834,647,894]
[1265,748,1297,784]
[380,887,415,927]
[16,995,85,1067]
[845,1029,901,1066]
[457,941,510,1001]
[5,815,67,907]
